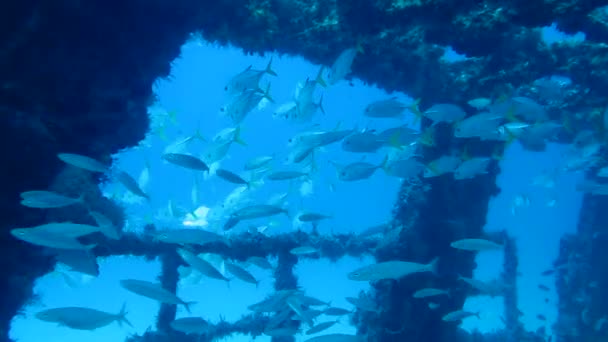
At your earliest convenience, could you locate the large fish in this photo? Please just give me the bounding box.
[35,304,131,330]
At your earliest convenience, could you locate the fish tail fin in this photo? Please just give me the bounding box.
[117,302,133,328]
[505,105,518,122]
[184,301,197,314]
[409,98,423,123]
[388,130,404,150]
[99,224,120,240]
[265,57,278,76]
[379,155,389,170]
[491,146,504,161]
[318,95,325,115]
[427,257,440,275]
[84,243,98,250]
[263,83,275,103]
[193,128,207,142]
[315,66,327,88]
[233,126,247,146]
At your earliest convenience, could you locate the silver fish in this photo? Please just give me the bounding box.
[225,261,258,286]
[364,97,408,118]
[20,191,83,209]
[162,153,209,171]
[116,171,149,199]
[337,156,387,181]
[57,153,109,173]
[424,103,467,124]
[341,131,386,153]
[11,228,96,250]
[35,304,131,330]
[247,256,273,270]
[170,317,210,335]
[305,333,364,342]
[412,288,450,298]
[328,48,358,85]
[225,58,277,95]
[450,238,503,251]
[232,204,288,220]
[151,229,225,246]
[348,258,438,281]
[216,168,249,186]
[120,279,195,313]
[306,321,339,335]
[177,248,230,283]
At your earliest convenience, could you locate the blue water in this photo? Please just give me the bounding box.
[10,24,586,342]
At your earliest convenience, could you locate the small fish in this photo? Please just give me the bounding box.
[222,85,274,124]
[511,194,531,215]
[247,256,273,270]
[423,104,467,125]
[290,246,318,255]
[57,153,109,173]
[510,97,548,122]
[306,320,339,335]
[323,307,351,316]
[231,204,288,221]
[216,168,249,186]
[442,310,479,322]
[150,229,224,246]
[537,314,547,321]
[53,249,99,277]
[348,258,438,281]
[20,190,83,209]
[244,155,274,170]
[35,304,131,330]
[364,97,408,118]
[450,238,503,252]
[225,261,258,286]
[453,112,504,139]
[413,288,450,299]
[384,159,425,180]
[121,279,195,313]
[538,284,550,291]
[423,156,461,178]
[336,156,388,181]
[89,211,121,240]
[428,302,440,310]
[341,131,386,153]
[267,170,309,181]
[305,333,363,342]
[467,98,492,110]
[26,222,107,239]
[541,269,555,276]
[170,317,210,335]
[162,153,209,171]
[177,249,230,283]
[225,58,277,95]
[328,48,358,85]
[11,228,96,250]
[298,212,332,222]
[116,171,150,199]
[453,157,491,180]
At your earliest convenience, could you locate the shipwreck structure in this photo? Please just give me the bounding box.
[1,0,607,341]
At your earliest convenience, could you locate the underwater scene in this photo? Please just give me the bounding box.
[2,2,608,342]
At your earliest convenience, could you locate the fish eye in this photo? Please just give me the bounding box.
[220,107,225,112]
[224,86,228,91]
